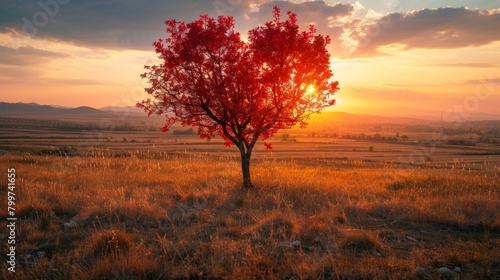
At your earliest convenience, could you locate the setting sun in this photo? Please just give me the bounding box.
[305,84,316,95]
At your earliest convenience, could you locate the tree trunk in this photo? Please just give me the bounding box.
[239,144,253,189]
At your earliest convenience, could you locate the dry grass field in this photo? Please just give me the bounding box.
[1,147,499,279]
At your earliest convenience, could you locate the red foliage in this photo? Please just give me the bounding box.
[138,7,339,187]
[138,6,339,150]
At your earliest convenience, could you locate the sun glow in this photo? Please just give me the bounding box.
[305,84,316,96]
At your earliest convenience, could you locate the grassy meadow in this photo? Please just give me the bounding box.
[1,149,499,279]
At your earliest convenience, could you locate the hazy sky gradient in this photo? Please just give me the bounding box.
[0,0,499,117]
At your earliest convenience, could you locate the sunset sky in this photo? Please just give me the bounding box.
[0,0,499,118]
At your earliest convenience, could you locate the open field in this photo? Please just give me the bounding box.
[1,114,500,279]
[1,149,499,279]
[1,115,500,170]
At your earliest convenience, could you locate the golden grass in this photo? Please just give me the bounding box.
[87,229,132,258]
[340,230,383,253]
[0,152,499,279]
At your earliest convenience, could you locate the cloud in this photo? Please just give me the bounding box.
[345,85,430,99]
[421,63,500,68]
[0,0,217,50]
[460,76,500,86]
[45,78,114,86]
[0,65,112,86]
[352,7,500,56]
[248,1,355,56]
[379,83,441,88]
[1,1,499,59]
[250,1,354,27]
[246,3,500,59]
[0,66,41,80]
[0,45,69,65]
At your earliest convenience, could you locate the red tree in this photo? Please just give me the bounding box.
[138,7,339,188]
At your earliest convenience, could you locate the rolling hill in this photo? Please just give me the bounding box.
[0,102,115,118]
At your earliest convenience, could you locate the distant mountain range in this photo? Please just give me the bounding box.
[0,102,498,124]
[0,102,116,118]
[100,105,144,115]
[0,102,149,118]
